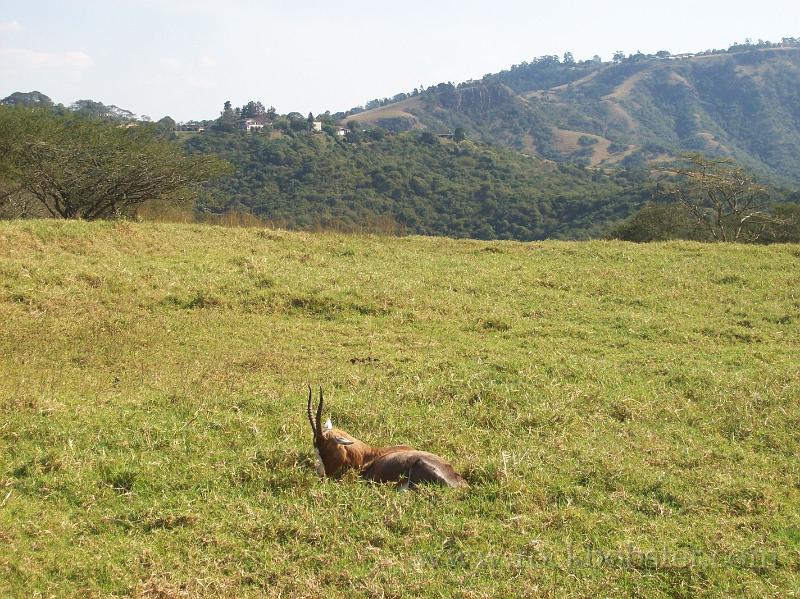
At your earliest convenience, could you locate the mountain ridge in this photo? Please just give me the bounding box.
[341,44,800,184]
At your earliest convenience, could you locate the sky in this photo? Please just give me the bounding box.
[1,0,798,122]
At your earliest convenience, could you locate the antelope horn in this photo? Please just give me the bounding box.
[307,385,317,436]
[316,387,324,437]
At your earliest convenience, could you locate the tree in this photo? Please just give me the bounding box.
[216,101,239,132]
[286,113,307,132]
[307,112,315,131]
[241,101,265,118]
[608,203,701,242]
[419,131,437,145]
[1,91,53,108]
[369,127,386,141]
[0,107,230,220]
[563,51,575,64]
[453,127,466,142]
[70,99,136,122]
[612,51,626,63]
[759,203,800,243]
[156,116,176,136]
[668,154,784,242]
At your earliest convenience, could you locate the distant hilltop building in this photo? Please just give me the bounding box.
[241,114,270,132]
[177,121,206,132]
[312,120,323,132]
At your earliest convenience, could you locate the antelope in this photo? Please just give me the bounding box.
[306,387,467,489]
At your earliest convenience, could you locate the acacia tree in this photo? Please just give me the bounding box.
[669,153,783,242]
[0,107,230,219]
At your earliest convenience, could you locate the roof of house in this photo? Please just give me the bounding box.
[243,114,271,124]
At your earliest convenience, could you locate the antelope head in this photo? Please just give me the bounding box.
[307,386,372,477]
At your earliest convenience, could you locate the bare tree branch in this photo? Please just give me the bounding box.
[666,153,786,242]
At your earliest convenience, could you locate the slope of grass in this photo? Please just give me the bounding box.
[1,220,798,598]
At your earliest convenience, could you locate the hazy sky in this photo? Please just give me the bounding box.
[1,0,797,121]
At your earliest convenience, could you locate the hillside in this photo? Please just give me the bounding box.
[344,45,800,184]
[183,130,653,240]
[1,221,799,597]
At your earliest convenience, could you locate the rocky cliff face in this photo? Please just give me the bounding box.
[435,83,515,113]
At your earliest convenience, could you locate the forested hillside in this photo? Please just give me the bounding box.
[184,131,652,240]
[344,42,800,184]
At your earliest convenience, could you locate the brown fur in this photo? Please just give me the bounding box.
[308,388,467,489]
[315,428,411,476]
[316,427,467,489]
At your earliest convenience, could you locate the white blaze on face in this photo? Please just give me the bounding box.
[314,448,325,477]
[324,418,333,431]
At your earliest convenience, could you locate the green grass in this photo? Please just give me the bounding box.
[1,220,798,597]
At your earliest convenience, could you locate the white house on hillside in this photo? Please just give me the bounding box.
[242,115,270,132]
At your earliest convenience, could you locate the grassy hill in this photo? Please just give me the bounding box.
[344,46,800,185]
[1,221,799,597]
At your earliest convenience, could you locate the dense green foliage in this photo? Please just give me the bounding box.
[2,221,799,597]
[184,130,652,240]
[1,92,144,122]
[608,203,705,242]
[0,91,54,108]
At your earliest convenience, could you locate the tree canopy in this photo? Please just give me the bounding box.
[0,107,230,219]
[184,128,654,240]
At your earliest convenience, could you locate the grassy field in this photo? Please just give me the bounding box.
[1,220,798,598]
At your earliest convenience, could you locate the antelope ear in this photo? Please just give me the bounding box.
[324,418,333,431]
[333,435,354,446]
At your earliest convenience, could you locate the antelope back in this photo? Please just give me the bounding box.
[362,450,468,489]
